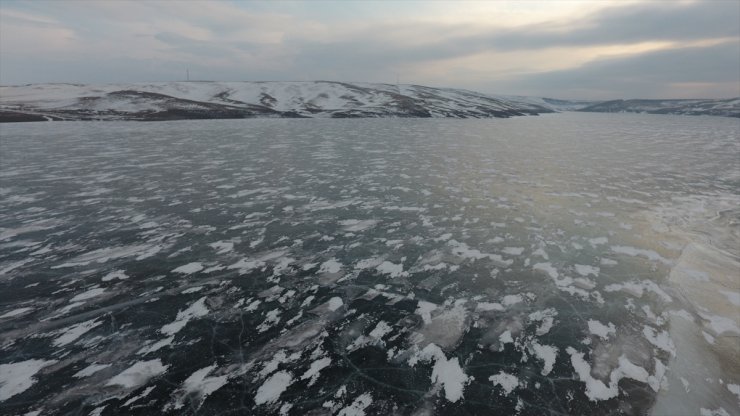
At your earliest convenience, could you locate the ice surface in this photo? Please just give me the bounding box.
[1,115,738,415]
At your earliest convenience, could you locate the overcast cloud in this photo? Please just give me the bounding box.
[0,0,737,99]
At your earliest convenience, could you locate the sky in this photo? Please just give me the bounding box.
[1,0,738,99]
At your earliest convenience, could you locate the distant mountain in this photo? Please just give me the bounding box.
[2,82,736,122]
[0,81,554,122]
[577,98,740,118]
[490,95,598,111]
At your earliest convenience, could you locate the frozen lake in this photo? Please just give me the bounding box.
[1,113,738,415]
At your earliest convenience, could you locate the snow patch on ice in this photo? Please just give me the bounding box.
[106,359,168,389]
[375,261,407,278]
[53,318,102,347]
[409,344,470,402]
[642,326,676,356]
[168,364,229,410]
[161,297,209,336]
[73,363,111,378]
[575,264,599,277]
[339,219,378,232]
[0,307,33,319]
[337,393,373,416]
[328,297,344,311]
[254,371,293,405]
[319,258,342,274]
[70,287,106,302]
[0,359,56,401]
[101,270,128,281]
[300,357,331,386]
[489,371,520,395]
[566,347,657,401]
[530,342,558,375]
[611,245,671,265]
[416,301,437,324]
[172,262,203,274]
[587,320,616,340]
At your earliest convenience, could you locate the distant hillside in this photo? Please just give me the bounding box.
[0,81,554,122]
[578,98,740,118]
[3,82,736,122]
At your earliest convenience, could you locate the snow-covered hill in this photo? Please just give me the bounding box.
[0,81,554,122]
[578,98,740,118]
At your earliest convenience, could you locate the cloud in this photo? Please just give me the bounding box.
[498,41,740,99]
[0,0,737,99]
[479,1,739,51]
